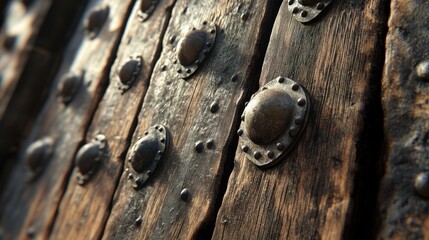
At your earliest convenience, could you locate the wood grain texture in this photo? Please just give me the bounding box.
[0,0,89,160]
[0,0,134,239]
[377,0,429,239]
[49,0,176,239]
[213,1,387,239]
[102,0,278,239]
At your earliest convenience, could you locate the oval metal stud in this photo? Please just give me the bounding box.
[85,6,109,39]
[127,125,168,190]
[169,21,217,79]
[57,72,83,105]
[25,137,54,181]
[287,0,332,22]
[117,56,142,92]
[238,77,311,168]
[75,134,106,185]
[137,0,159,22]
[414,172,429,198]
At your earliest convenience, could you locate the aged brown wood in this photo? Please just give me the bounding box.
[0,0,89,161]
[48,0,176,239]
[377,0,429,239]
[0,0,135,239]
[213,0,388,239]
[102,0,279,239]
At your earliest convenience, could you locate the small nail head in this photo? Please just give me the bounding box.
[180,188,189,201]
[415,172,429,198]
[195,141,204,153]
[416,61,429,80]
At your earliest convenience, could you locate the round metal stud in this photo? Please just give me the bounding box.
[75,134,106,185]
[416,61,429,81]
[25,137,54,181]
[137,0,159,21]
[206,139,215,149]
[2,35,17,51]
[117,56,142,92]
[288,0,332,23]
[127,125,168,190]
[195,141,204,153]
[238,77,311,168]
[210,101,219,113]
[85,6,109,39]
[58,72,83,105]
[180,188,189,201]
[169,21,217,79]
[415,172,429,198]
[135,216,143,226]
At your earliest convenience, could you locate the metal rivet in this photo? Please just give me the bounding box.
[128,125,168,190]
[295,115,305,125]
[316,3,325,10]
[202,21,208,25]
[85,6,109,39]
[278,77,285,83]
[75,134,106,185]
[297,98,306,106]
[195,141,204,153]
[291,83,300,91]
[2,35,17,51]
[20,0,35,9]
[206,139,215,149]
[241,145,249,152]
[292,7,299,14]
[288,0,295,5]
[169,36,176,44]
[276,143,285,151]
[27,227,35,238]
[210,29,216,34]
[415,172,429,198]
[161,65,167,71]
[237,129,243,136]
[25,137,54,180]
[289,0,333,22]
[177,69,183,74]
[180,188,189,201]
[241,114,245,121]
[210,101,219,113]
[231,74,238,82]
[241,12,249,21]
[267,150,274,158]
[416,61,429,80]
[138,0,159,21]
[289,126,300,137]
[301,11,308,17]
[135,216,143,226]
[253,151,262,159]
[58,72,82,105]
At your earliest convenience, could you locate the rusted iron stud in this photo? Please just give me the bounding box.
[58,72,83,105]
[117,55,143,92]
[137,0,159,22]
[127,125,168,190]
[85,5,110,39]
[287,0,332,23]
[168,21,217,79]
[25,137,55,181]
[238,77,311,168]
[75,134,107,185]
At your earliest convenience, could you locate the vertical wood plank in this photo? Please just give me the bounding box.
[48,0,176,239]
[0,0,135,239]
[102,0,279,239]
[213,0,388,239]
[377,0,429,239]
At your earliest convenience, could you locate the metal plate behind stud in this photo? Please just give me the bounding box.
[127,125,168,190]
[75,134,107,185]
[238,77,311,168]
[287,0,332,23]
[117,55,142,93]
[167,21,217,79]
[25,137,54,181]
[137,0,159,22]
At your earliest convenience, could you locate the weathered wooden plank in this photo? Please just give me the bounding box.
[0,0,135,239]
[102,0,280,239]
[48,0,176,239]
[377,1,429,239]
[0,0,89,161]
[213,1,388,239]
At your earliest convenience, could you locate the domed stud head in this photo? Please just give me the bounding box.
[25,137,55,181]
[415,172,429,198]
[238,77,311,168]
[117,56,142,93]
[57,72,83,105]
[127,125,168,190]
[85,5,109,39]
[75,134,106,185]
[137,0,159,22]
[169,21,217,79]
[287,0,332,22]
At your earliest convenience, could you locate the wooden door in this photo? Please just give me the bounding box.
[0,0,428,239]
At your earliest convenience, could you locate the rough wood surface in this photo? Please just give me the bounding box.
[377,0,429,239]
[212,1,388,239]
[0,0,89,160]
[48,0,176,239]
[102,0,278,239]
[0,0,134,239]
